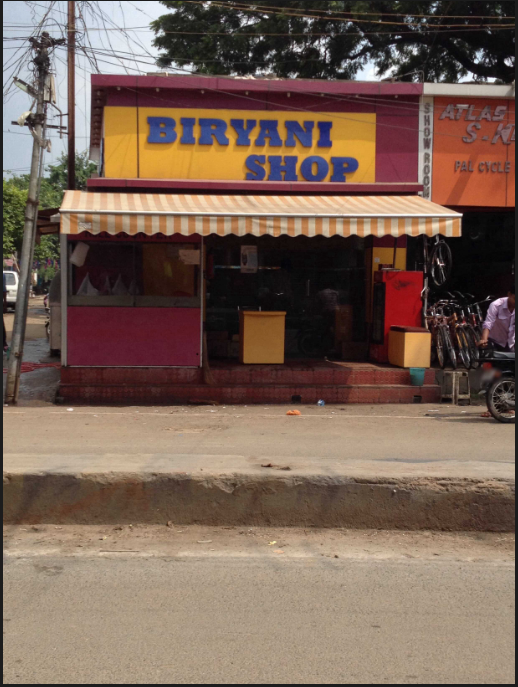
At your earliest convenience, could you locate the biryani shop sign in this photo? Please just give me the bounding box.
[136,108,377,183]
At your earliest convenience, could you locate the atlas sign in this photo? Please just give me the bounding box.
[439,102,515,145]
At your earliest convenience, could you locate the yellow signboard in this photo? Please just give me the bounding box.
[104,107,377,183]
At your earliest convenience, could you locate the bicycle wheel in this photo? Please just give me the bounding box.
[298,330,322,357]
[422,234,430,272]
[441,326,457,369]
[429,240,453,288]
[487,378,515,423]
[435,327,447,369]
[465,326,480,369]
[455,328,471,370]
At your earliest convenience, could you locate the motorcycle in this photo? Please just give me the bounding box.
[480,350,515,423]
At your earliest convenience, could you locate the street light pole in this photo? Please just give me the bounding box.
[5,35,54,405]
[67,0,76,191]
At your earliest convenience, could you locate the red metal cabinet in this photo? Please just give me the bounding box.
[369,270,424,363]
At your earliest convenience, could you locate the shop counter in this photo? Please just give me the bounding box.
[67,306,201,367]
[239,311,286,364]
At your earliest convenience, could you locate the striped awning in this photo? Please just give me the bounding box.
[60,191,462,238]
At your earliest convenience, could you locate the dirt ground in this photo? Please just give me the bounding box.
[3,525,515,563]
[4,296,47,341]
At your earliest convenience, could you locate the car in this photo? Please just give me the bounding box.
[3,271,19,309]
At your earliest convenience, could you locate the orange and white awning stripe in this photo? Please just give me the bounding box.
[60,191,462,238]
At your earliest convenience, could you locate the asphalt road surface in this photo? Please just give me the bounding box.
[3,527,515,684]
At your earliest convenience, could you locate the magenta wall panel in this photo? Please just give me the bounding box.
[68,307,201,367]
[376,114,419,183]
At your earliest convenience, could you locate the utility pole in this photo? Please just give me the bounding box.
[4,34,61,405]
[67,0,76,190]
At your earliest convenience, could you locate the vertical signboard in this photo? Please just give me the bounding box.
[419,96,434,200]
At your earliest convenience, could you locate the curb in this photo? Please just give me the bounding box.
[3,472,515,532]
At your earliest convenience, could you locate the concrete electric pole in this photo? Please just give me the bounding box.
[67,0,76,190]
[4,33,63,405]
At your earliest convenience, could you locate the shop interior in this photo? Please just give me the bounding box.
[65,232,429,365]
[67,235,202,308]
[205,235,369,361]
[443,211,515,298]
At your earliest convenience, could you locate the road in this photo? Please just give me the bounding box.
[4,402,515,471]
[3,527,515,684]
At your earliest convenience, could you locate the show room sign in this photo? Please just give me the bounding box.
[432,98,515,207]
[103,107,376,184]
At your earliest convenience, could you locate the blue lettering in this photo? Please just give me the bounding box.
[180,118,196,144]
[199,118,230,146]
[330,157,359,182]
[230,119,257,146]
[285,121,314,148]
[255,120,283,147]
[300,156,329,182]
[147,116,177,144]
[245,155,266,181]
[317,122,333,148]
[268,156,298,182]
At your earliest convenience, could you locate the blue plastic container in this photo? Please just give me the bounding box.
[409,368,426,386]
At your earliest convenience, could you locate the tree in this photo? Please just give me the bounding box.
[3,181,27,258]
[151,1,515,83]
[3,152,97,260]
[44,150,98,199]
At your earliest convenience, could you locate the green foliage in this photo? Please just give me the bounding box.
[3,180,27,258]
[45,151,98,198]
[151,1,515,83]
[3,152,97,260]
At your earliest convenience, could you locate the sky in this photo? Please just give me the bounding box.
[3,0,376,177]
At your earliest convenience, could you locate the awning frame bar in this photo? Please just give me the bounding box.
[60,209,461,219]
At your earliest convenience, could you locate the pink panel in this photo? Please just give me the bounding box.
[68,307,201,367]
[376,114,419,183]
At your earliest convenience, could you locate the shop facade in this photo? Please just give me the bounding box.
[58,74,466,404]
[422,83,515,297]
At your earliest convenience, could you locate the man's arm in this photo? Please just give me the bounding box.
[480,301,498,345]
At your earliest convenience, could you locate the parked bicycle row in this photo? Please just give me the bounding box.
[425,291,495,370]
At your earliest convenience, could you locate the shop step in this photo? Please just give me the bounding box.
[59,383,441,405]
[60,365,437,388]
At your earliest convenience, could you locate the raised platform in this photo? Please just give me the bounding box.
[59,361,440,405]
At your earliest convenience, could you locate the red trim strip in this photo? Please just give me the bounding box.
[87,178,424,195]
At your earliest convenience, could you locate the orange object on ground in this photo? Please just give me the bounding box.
[286,409,301,416]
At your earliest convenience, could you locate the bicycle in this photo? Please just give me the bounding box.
[433,299,471,369]
[423,236,453,288]
[448,292,481,369]
[425,301,457,370]
[427,293,500,370]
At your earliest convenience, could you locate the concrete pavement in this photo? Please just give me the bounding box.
[3,405,515,530]
[3,527,515,684]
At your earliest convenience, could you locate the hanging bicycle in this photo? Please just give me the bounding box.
[423,236,453,288]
